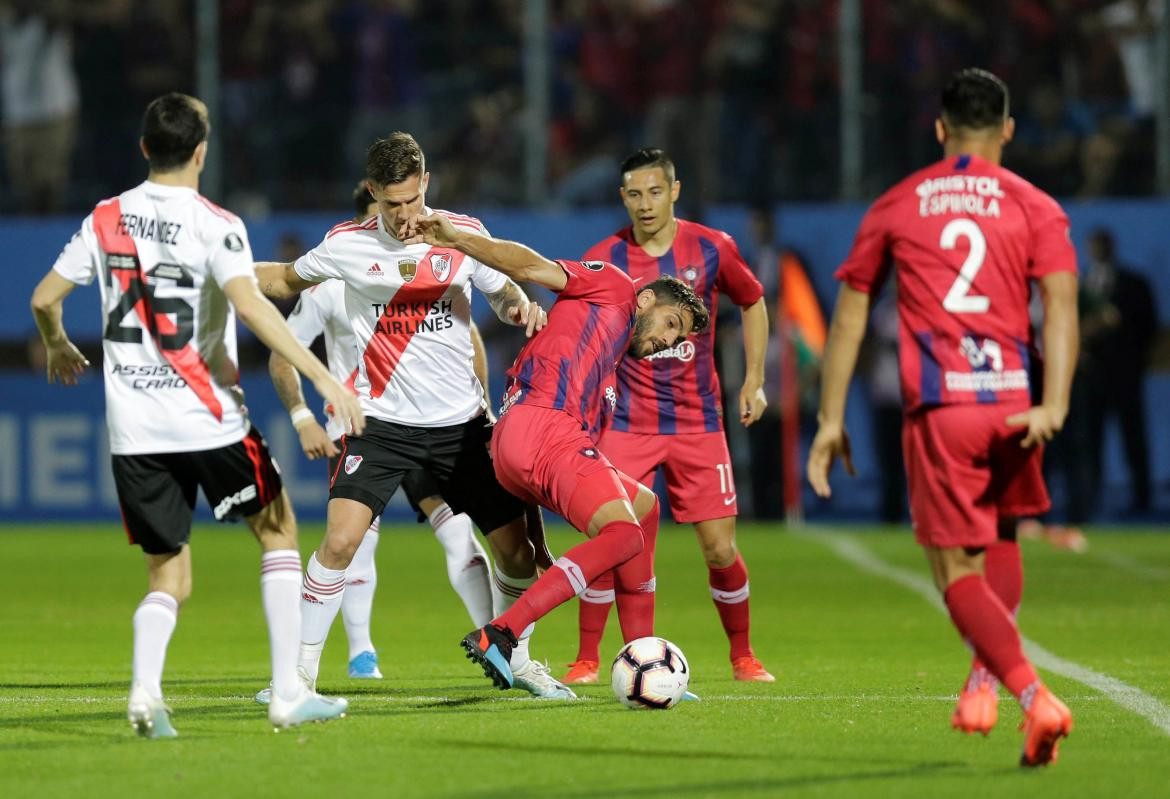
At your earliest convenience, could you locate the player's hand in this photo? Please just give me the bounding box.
[44,339,89,386]
[1006,405,1065,448]
[739,380,766,426]
[806,421,854,498]
[507,301,547,337]
[314,376,366,437]
[399,212,459,247]
[296,418,338,459]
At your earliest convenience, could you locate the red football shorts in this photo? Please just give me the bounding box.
[596,428,737,523]
[902,402,1050,549]
[492,404,637,532]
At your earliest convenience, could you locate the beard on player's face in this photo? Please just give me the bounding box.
[628,310,667,359]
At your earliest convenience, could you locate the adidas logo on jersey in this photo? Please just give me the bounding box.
[368,262,384,277]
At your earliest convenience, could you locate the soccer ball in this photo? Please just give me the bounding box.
[610,636,690,709]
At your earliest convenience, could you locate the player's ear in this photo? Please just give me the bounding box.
[670,180,681,203]
[420,171,430,194]
[636,288,657,310]
[192,140,208,171]
[139,137,150,163]
[934,118,947,145]
[1002,116,1016,145]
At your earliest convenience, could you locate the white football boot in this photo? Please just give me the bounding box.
[128,682,178,739]
[254,665,314,706]
[512,660,578,700]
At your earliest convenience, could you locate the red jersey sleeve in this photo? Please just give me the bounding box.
[714,231,765,306]
[556,259,635,306]
[834,194,895,295]
[1025,191,1077,279]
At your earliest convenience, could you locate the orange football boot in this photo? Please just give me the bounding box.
[952,669,999,735]
[732,656,775,682]
[562,660,599,684]
[1020,686,1073,767]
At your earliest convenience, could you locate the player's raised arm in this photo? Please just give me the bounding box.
[806,283,871,497]
[401,212,568,291]
[30,270,90,386]
[222,275,365,436]
[1006,271,1079,448]
[254,261,318,300]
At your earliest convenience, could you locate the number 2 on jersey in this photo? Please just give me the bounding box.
[104,259,194,350]
[940,218,989,313]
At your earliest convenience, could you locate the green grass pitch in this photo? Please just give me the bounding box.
[1,522,1167,798]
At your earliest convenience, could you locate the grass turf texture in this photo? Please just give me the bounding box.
[0,523,1167,798]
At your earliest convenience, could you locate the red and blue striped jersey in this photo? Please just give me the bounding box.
[500,259,637,437]
[584,219,764,435]
[836,154,1077,413]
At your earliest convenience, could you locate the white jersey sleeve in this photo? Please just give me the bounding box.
[206,220,255,288]
[464,223,508,295]
[293,232,344,282]
[285,283,330,347]
[51,214,99,285]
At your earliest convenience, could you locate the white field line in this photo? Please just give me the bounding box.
[0,694,1112,705]
[808,531,1170,737]
[1092,549,1170,581]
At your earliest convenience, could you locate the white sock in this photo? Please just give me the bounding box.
[299,552,346,683]
[343,520,380,660]
[260,550,303,700]
[131,591,178,700]
[491,567,536,669]
[430,503,494,627]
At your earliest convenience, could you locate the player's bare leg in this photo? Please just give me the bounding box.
[291,497,374,685]
[694,516,774,682]
[953,517,1023,735]
[463,495,644,690]
[927,545,1071,765]
[341,516,383,678]
[128,546,190,738]
[479,513,574,698]
[250,490,348,728]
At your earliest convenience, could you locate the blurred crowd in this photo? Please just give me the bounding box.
[1,0,1166,214]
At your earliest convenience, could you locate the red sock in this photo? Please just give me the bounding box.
[709,553,753,660]
[613,501,659,643]
[576,571,614,662]
[984,539,1022,613]
[494,520,643,637]
[944,574,1038,699]
[968,540,1023,680]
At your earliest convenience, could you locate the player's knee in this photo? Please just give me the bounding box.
[701,539,737,569]
[633,487,658,522]
[602,520,644,563]
[320,532,362,568]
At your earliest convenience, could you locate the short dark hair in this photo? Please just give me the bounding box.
[141,93,209,171]
[621,148,676,184]
[645,275,709,334]
[353,180,375,219]
[366,132,426,186]
[941,68,1010,132]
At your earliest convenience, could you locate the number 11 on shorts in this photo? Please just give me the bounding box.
[715,462,733,495]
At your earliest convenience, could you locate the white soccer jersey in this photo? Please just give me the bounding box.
[52,181,255,455]
[285,280,358,440]
[292,208,501,427]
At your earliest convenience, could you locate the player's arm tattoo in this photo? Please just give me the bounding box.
[484,279,530,325]
[254,261,311,299]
